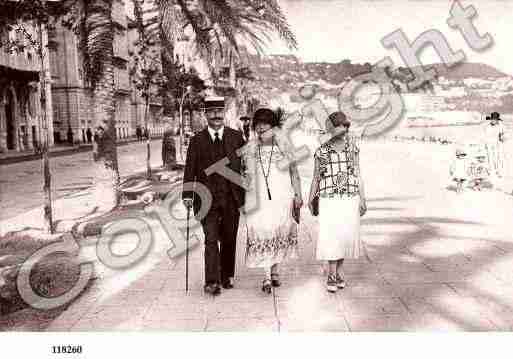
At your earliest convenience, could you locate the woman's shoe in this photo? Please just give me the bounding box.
[326,274,338,293]
[335,273,346,289]
[262,279,272,294]
[271,273,281,287]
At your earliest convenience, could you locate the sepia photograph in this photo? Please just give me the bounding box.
[1,0,513,355]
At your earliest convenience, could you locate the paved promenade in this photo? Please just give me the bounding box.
[28,141,512,331]
[3,140,513,331]
[0,137,161,165]
[0,139,165,222]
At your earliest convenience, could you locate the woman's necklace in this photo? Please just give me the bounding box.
[257,137,274,200]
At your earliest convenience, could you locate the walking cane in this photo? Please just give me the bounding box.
[185,204,191,293]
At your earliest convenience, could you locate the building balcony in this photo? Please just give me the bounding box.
[114,67,130,94]
[149,95,162,106]
[0,49,40,73]
[113,32,129,61]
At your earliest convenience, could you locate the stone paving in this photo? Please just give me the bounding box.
[36,141,513,331]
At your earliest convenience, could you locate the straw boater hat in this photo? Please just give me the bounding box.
[202,96,225,111]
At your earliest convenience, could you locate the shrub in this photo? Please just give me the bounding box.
[0,233,82,316]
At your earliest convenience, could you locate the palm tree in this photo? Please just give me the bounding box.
[186,0,298,128]
[154,0,297,128]
[129,0,164,179]
[64,0,120,210]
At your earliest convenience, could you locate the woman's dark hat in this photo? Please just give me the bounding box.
[456,149,466,157]
[490,111,502,121]
[252,108,279,129]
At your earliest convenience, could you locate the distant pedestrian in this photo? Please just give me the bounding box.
[67,128,74,145]
[484,112,505,178]
[136,126,142,141]
[92,126,104,161]
[450,149,468,193]
[162,128,177,169]
[238,116,251,143]
[469,153,490,191]
[18,128,25,151]
[86,128,93,143]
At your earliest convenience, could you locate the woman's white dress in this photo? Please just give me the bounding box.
[318,196,361,260]
[450,157,468,181]
[484,122,505,176]
[315,137,363,260]
[242,138,299,268]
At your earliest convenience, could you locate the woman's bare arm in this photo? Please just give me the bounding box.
[289,162,303,202]
[359,172,366,200]
[357,150,367,215]
[275,129,303,202]
[309,156,321,203]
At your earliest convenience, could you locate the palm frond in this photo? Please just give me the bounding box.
[239,0,298,49]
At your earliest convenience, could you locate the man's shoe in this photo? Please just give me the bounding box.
[222,278,234,289]
[214,283,221,295]
[204,283,221,296]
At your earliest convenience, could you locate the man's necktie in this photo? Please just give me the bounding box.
[214,132,221,145]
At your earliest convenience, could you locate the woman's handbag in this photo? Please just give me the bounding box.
[311,195,319,217]
[359,199,367,217]
[292,200,301,224]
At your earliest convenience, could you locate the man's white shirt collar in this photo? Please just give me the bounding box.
[208,126,224,141]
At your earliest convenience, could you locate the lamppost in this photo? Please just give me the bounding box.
[179,85,192,161]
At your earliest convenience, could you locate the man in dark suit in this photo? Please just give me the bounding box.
[182,99,245,296]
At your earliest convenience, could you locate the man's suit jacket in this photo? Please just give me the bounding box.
[182,127,245,216]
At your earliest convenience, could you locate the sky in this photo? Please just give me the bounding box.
[264,0,513,76]
[123,0,513,76]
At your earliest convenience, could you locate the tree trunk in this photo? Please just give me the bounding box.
[41,150,53,232]
[144,97,151,179]
[38,21,53,233]
[88,1,120,211]
[225,54,238,129]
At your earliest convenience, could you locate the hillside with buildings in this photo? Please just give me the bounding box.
[244,54,513,132]
[247,54,513,110]
[239,54,513,144]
